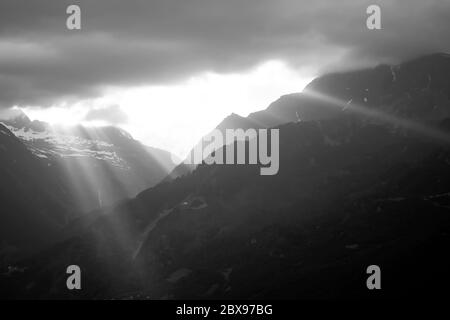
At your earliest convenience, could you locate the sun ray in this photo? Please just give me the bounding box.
[302,89,450,144]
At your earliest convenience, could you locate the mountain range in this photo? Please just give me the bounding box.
[0,111,177,257]
[169,53,450,178]
[1,53,450,299]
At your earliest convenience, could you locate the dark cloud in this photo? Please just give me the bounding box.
[84,104,128,124]
[0,0,449,108]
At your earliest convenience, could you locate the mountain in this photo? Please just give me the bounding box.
[2,53,450,299]
[0,111,177,264]
[0,123,77,258]
[249,52,450,126]
[168,53,450,180]
[0,111,177,212]
[166,113,266,180]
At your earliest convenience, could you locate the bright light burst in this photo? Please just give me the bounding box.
[24,60,314,159]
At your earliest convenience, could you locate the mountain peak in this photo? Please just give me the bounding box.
[216,112,263,131]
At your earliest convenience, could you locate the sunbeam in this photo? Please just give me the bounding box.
[302,89,450,144]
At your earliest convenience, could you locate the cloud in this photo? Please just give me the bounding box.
[84,104,128,124]
[0,0,449,108]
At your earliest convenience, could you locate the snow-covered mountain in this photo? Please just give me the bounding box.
[0,110,177,213]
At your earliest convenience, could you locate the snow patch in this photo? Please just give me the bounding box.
[3,124,127,168]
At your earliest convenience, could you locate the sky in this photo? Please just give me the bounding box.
[1,0,450,158]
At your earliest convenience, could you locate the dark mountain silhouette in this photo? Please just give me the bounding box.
[0,124,77,258]
[216,113,264,131]
[166,113,264,180]
[2,53,450,299]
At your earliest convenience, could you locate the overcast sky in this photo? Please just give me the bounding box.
[1,0,449,157]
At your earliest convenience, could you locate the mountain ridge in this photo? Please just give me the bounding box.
[166,53,450,180]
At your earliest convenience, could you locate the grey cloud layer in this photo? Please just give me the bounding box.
[0,0,449,108]
[84,104,128,124]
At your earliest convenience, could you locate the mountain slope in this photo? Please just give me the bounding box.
[166,113,266,180]
[0,124,76,257]
[251,53,450,126]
